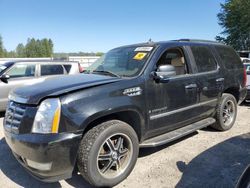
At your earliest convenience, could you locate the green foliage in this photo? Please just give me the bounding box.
[16,43,26,57]
[0,36,54,58]
[216,0,250,50]
[0,35,102,58]
[96,52,104,56]
[25,38,53,57]
[0,35,5,58]
[53,52,104,59]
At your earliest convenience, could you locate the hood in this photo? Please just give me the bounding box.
[10,74,121,105]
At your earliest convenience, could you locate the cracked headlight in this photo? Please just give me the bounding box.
[32,98,61,134]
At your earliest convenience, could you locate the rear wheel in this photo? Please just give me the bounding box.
[211,93,237,131]
[77,120,139,187]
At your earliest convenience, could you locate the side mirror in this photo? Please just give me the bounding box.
[151,65,176,83]
[0,74,10,83]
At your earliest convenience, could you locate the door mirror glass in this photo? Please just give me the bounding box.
[157,65,176,75]
[0,74,10,83]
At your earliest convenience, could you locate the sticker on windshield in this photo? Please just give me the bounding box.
[133,52,147,60]
[134,47,153,52]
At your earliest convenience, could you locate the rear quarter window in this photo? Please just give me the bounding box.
[214,46,242,69]
[190,46,217,73]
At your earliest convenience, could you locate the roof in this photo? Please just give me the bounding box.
[4,60,79,64]
[114,39,225,49]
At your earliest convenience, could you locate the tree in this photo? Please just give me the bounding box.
[216,0,250,50]
[25,38,54,57]
[96,52,104,56]
[16,43,26,57]
[0,35,5,57]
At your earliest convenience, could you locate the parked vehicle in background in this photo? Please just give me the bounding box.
[244,62,250,102]
[0,60,82,111]
[241,58,250,64]
[3,40,247,187]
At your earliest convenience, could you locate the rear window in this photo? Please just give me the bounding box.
[215,46,242,69]
[243,59,250,63]
[63,64,72,73]
[190,46,217,73]
[40,64,64,76]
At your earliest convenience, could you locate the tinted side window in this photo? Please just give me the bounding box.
[41,65,64,76]
[7,64,36,78]
[191,46,217,73]
[63,65,72,73]
[215,46,242,69]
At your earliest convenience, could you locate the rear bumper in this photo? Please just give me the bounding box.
[4,130,82,182]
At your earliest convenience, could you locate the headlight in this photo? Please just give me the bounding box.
[32,98,61,134]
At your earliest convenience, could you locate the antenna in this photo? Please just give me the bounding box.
[148,38,153,44]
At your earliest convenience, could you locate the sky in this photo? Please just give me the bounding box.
[0,0,224,53]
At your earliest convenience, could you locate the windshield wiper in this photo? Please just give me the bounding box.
[92,70,121,78]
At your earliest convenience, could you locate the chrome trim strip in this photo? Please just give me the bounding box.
[150,99,218,120]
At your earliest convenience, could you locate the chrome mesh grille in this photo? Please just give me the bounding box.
[4,101,26,134]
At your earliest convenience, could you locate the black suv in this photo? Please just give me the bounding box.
[3,39,247,187]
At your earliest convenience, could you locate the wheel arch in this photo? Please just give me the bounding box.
[223,87,240,102]
[81,109,145,142]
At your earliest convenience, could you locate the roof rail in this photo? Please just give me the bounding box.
[174,39,221,44]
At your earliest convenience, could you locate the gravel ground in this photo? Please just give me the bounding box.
[0,104,249,188]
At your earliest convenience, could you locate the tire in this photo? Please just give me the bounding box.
[211,93,237,131]
[77,120,139,187]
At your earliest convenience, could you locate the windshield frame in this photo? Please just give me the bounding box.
[0,62,14,75]
[86,45,158,78]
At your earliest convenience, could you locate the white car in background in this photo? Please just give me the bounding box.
[241,57,250,63]
[0,60,83,111]
[243,61,250,102]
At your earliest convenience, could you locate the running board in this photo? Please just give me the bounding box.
[140,117,216,148]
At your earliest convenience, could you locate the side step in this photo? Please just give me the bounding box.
[140,117,215,148]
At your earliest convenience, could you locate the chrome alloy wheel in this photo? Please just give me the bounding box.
[97,133,133,179]
[222,100,235,126]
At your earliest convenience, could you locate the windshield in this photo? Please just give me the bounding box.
[86,46,154,77]
[0,62,14,74]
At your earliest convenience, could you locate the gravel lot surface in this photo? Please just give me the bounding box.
[0,104,249,188]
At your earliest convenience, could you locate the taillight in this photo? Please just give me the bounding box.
[78,63,84,73]
[243,67,247,87]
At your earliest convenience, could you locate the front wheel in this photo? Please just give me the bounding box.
[211,93,237,131]
[77,120,139,187]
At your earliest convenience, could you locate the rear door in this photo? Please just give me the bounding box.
[188,45,223,119]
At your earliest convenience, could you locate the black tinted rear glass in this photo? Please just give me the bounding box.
[41,64,64,76]
[215,46,242,69]
[190,46,217,72]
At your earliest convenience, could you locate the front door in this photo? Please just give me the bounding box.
[146,46,199,137]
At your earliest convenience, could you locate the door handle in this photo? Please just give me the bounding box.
[216,78,224,82]
[185,83,197,89]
